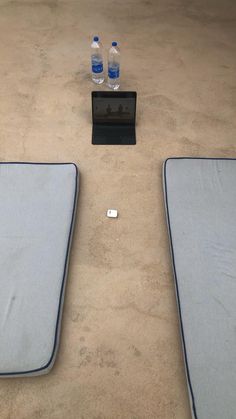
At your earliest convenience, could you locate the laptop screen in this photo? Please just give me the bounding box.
[92,92,136,125]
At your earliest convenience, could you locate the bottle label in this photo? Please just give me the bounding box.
[108,65,120,79]
[92,56,103,74]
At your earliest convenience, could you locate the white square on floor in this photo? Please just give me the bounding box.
[107,209,118,218]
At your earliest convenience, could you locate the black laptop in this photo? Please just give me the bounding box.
[92,91,137,145]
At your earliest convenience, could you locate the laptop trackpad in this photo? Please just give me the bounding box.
[92,125,135,145]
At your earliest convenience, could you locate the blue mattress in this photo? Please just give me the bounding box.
[163,157,236,419]
[0,163,79,377]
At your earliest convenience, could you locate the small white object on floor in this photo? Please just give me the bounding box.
[107,209,118,218]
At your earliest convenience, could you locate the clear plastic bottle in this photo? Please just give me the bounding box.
[108,41,120,90]
[91,36,104,84]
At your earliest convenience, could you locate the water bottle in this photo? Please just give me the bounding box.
[91,36,104,84]
[108,41,120,90]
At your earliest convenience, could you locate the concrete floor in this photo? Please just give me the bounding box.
[0,0,236,418]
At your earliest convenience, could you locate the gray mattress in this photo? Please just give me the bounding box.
[163,158,236,419]
[0,163,78,377]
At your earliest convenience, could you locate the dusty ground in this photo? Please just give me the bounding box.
[0,0,236,418]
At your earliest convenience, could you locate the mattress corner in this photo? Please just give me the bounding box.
[70,162,79,175]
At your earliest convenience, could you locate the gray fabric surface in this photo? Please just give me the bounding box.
[0,163,78,377]
[163,158,236,419]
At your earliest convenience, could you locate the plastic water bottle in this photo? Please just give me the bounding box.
[108,42,120,90]
[91,36,104,84]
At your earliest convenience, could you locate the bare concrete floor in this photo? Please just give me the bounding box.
[0,0,236,418]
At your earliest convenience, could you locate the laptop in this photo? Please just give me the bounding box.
[92,91,137,145]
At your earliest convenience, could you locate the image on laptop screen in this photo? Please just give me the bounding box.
[92,92,136,125]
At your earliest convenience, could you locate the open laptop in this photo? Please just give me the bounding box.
[92,91,137,145]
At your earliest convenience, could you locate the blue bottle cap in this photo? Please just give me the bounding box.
[112,41,118,47]
[93,36,99,42]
